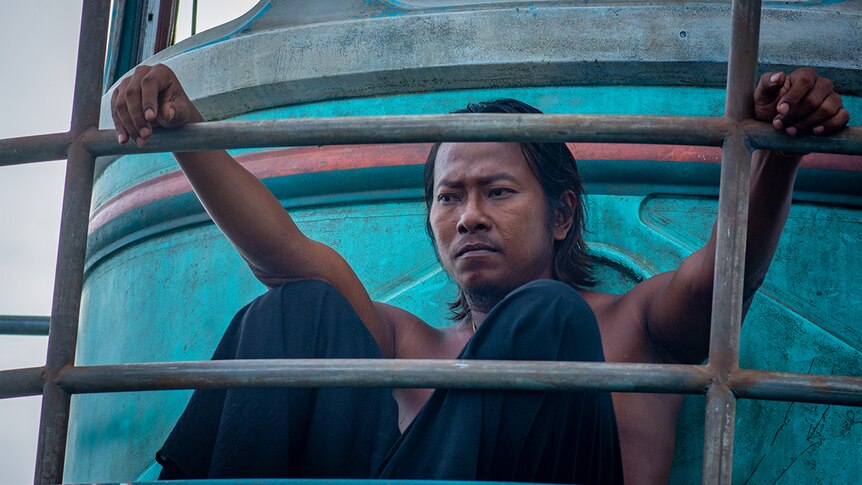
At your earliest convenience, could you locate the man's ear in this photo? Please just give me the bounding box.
[553,190,577,241]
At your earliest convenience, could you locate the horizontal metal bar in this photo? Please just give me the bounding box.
[0,315,50,336]
[744,122,862,155]
[57,359,712,394]
[81,114,734,155]
[0,132,70,166]
[4,117,861,166]
[0,367,45,399]
[7,359,857,407]
[732,369,862,406]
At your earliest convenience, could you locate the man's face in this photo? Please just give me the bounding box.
[429,142,567,301]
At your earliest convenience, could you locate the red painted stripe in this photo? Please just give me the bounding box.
[88,143,861,234]
[88,144,431,233]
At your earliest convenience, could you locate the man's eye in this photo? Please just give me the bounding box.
[437,194,458,203]
[489,188,511,198]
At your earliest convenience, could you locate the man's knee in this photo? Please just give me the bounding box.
[473,279,605,362]
[252,278,351,313]
[507,279,591,310]
[494,279,595,329]
[262,278,342,299]
[235,278,352,339]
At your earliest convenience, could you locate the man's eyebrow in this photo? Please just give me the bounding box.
[436,173,519,188]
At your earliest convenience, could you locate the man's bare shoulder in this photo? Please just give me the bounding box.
[372,301,469,359]
[578,284,666,364]
[578,289,623,316]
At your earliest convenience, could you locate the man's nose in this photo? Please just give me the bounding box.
[457,197,491,234]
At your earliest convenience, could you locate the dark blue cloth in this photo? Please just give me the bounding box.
[157,279,623,483]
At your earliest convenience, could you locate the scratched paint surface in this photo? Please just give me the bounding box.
[638,197,862,483]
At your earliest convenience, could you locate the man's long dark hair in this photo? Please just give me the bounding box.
[423,98,595,322]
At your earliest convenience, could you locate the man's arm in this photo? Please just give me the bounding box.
[111,65,396,357]
[626,68,850,364]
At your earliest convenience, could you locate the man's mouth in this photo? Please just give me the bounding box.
[455,242,499,258]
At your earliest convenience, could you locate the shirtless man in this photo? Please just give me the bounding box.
[111,65,849,483]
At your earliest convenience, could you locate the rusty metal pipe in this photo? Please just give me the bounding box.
[5,118,860,167]
[34,1,110,483]
[743,122,862,155]
[0,315,51,335]
[34,360,862,408]
[702,132,753,485]
[707,131,752,373]
[0,316,50,336]
[703,383,738,484]
[0,367,45,399]
[702,0,763,482]
[732,369,862,406]
[723,0,762,122]
[56,359,713,394]
[0,132,70,167]
[80,114,733,155]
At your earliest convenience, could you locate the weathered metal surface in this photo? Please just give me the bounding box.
[702,130,752,482]
[0,367,45,399]
[34,0,110,483]
[80,115,862,159]
[732,369,862,406]
[0,132,70,167]
[706,132,753,371]
[702,0,762,480]
[0,316,50,336]
[81,114,733,155]
[703,383,738,485]
[52,358,862,403]
[744,121,862,155]
[87,84,738,199]
[56,359,712,394]
[723,0,761,123]
[2,115,860,168]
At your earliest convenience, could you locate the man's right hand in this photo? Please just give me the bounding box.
[111,64,203,147]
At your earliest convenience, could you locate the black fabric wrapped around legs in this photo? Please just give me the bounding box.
[156,279,401,479]
[376,280,624,484]
[157,279,622,483]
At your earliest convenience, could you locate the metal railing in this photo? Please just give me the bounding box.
[0,316,50,336]
[0,0,860,484]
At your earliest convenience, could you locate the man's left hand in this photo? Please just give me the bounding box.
[754,67,850,137]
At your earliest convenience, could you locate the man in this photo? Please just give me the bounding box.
[111,65,849,483]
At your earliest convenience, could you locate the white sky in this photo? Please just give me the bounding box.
[0,2,256,483]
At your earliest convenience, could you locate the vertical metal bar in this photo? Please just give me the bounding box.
[707,131,754,374]
[702,0,762,483]
[723,0,762,122]
[702,131,752,484]
[703,384,738,482]
[33,1,110,483]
